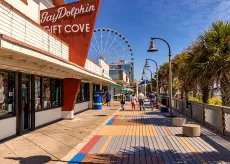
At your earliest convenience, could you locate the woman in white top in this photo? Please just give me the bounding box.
[130,94,137,111]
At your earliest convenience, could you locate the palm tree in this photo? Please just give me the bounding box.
[172,52,196,99]
[158,63,169,94]
[196,21,230,106]
[187,40,213,103]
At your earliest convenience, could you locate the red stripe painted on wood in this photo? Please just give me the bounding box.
[164,126,174,136]
[79,135,101,154]
[112,115,118,119]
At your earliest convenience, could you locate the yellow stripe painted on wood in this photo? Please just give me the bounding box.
[142,124,147,136]
[99,136,113,154]
[180,137,207,164]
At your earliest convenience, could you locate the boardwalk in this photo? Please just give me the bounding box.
[69,103,230,164]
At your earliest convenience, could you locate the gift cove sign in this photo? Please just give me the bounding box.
[41,4,95,33]
[40,0,101,67]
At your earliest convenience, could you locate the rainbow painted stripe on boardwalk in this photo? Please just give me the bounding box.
[68,109,211,164]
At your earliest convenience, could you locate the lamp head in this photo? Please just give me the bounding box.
[147,40,158,52]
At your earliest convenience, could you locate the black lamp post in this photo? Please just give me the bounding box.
[141,76,148,96]
[147,37,173,113]
[145,59,159,104]
[142,68,153,92]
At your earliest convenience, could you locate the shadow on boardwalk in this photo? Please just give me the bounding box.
[6,144,230,164]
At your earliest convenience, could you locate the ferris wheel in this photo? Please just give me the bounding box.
[88,28,134,64]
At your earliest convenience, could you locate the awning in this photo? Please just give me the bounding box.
[138,80,151,85]
[0,34,116,85]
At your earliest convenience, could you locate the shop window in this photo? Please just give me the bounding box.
[0,71,14,117]
[36,77,62,111]
[52,79,61,107]
[35,76,41,110]
[84,83,90,101]
[76,83,90,103]
[42,78,51,108]
[76,83,84,103]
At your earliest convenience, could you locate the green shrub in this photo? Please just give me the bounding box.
[208,98,222,106]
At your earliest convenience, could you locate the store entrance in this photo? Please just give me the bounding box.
[22,75,31,131]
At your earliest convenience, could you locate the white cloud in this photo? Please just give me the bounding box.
[213,0,230,21]
[135,0,229,31]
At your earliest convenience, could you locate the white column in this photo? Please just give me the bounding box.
[100,84,102,90]
[62,111,74,119]
[88,83,93,109]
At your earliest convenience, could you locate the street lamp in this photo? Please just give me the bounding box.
[147,37,173,113]
[142,68,153,92]
[145,59,159,104]
[141,76,148,96]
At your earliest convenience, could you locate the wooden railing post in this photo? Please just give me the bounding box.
[182,99,184,114]
[190,101,193,119]
[202,104,205,124]
[175,99,177,111]
[220,108,225,135]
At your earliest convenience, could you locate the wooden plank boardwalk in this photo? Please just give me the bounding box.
[69,103,230,164]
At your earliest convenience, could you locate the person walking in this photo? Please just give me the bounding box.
[131,94,138,111]
[105,91,111,106]
[149,91,156,111]
[138,92,145,111]
[120,92,126,110]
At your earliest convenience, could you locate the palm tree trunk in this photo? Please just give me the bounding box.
[201,85,209,103]
[220,73,230,107]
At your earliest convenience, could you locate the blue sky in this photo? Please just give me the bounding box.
[66,0,230,80]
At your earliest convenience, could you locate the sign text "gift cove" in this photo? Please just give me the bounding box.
[41,4,95,34]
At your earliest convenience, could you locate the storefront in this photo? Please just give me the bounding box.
[0,0,116,141]
[0,67,110,141]
[0,69,63,139]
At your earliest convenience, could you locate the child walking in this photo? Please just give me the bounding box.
[131,94,137,111]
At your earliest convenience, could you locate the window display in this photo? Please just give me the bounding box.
[42,78,51,108]
[0,71,14,116]
[52,79,61,107]
[35,76,41,110]
[76,83,90,103]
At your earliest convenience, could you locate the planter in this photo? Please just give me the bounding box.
[160,106,169,113]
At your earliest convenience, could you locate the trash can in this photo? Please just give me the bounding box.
[93,90,103,110]
[162,97,167,106]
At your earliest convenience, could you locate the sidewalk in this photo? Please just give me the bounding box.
[1,101,230,164]
[0,101,121,164]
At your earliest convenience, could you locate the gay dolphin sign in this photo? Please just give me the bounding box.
[40,0,101,67]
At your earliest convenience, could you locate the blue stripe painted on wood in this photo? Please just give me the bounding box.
[106,119,115,125]
[68,154,86,163]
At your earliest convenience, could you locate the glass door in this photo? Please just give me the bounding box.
[22,75,31,131]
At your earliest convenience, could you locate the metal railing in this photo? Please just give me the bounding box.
[0,2,69,60]
[170,98,230,136]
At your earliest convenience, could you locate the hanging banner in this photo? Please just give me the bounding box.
[40,0,101,67]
